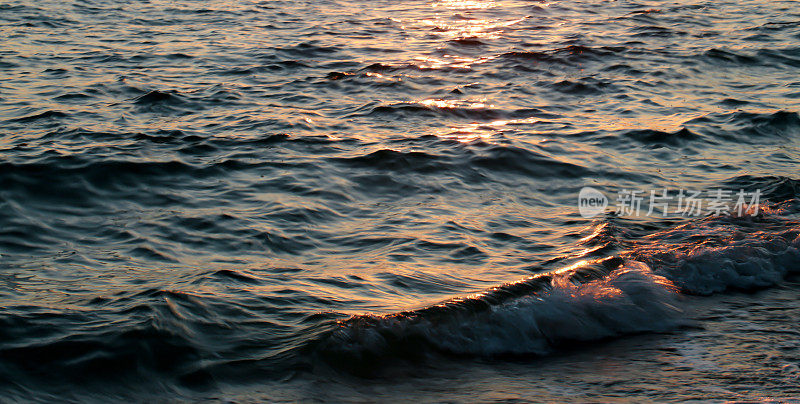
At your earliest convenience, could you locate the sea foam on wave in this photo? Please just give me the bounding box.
[318,259,683,364]
[629,213,800,294]
[318,212,800,365]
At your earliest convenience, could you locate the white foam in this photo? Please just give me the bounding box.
[322,214,800,360]
[324,261,683,357]
[629,215,800,294]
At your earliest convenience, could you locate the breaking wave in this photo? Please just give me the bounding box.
[316,211,800,371]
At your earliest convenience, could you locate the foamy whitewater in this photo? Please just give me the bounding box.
[320,211,800,364]
[1,0,799,401]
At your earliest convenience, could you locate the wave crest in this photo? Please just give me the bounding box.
[316,211,800,372]
[315,259,683,373]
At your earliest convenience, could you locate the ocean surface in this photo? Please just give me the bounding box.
[1,0,800,401]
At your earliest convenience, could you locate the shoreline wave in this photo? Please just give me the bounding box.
[314,212,800,372]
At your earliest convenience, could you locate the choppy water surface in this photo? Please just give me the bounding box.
[1,0,800,401]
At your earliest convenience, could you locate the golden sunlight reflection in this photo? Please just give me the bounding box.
[427,110,712,145]
[365,72,401,82]
[419,98,493,109]
[433,0,498,10]
[384,0,531,50]
[412,54,496,69]
[416,16,528,40]
[579,112,701,133]
[432,117,541,142]
[579,223,609,243]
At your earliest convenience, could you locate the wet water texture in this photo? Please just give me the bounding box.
[1,0,799,401]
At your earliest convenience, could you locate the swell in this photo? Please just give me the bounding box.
[0,287,327,394]
[685,110,800,140]
[331,144,592,179]
[0,158,263,194]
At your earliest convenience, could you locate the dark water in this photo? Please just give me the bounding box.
[1,0,800,401]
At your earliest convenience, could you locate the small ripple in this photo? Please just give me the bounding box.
[8,110,69,123]
[622,127,702,147]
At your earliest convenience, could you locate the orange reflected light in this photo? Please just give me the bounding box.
[416,16,528,40]
[419,98,493,109]
[432,0,497,10]
[365,72,401,81]
[433,117,543,143]
[412,54,496,69]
